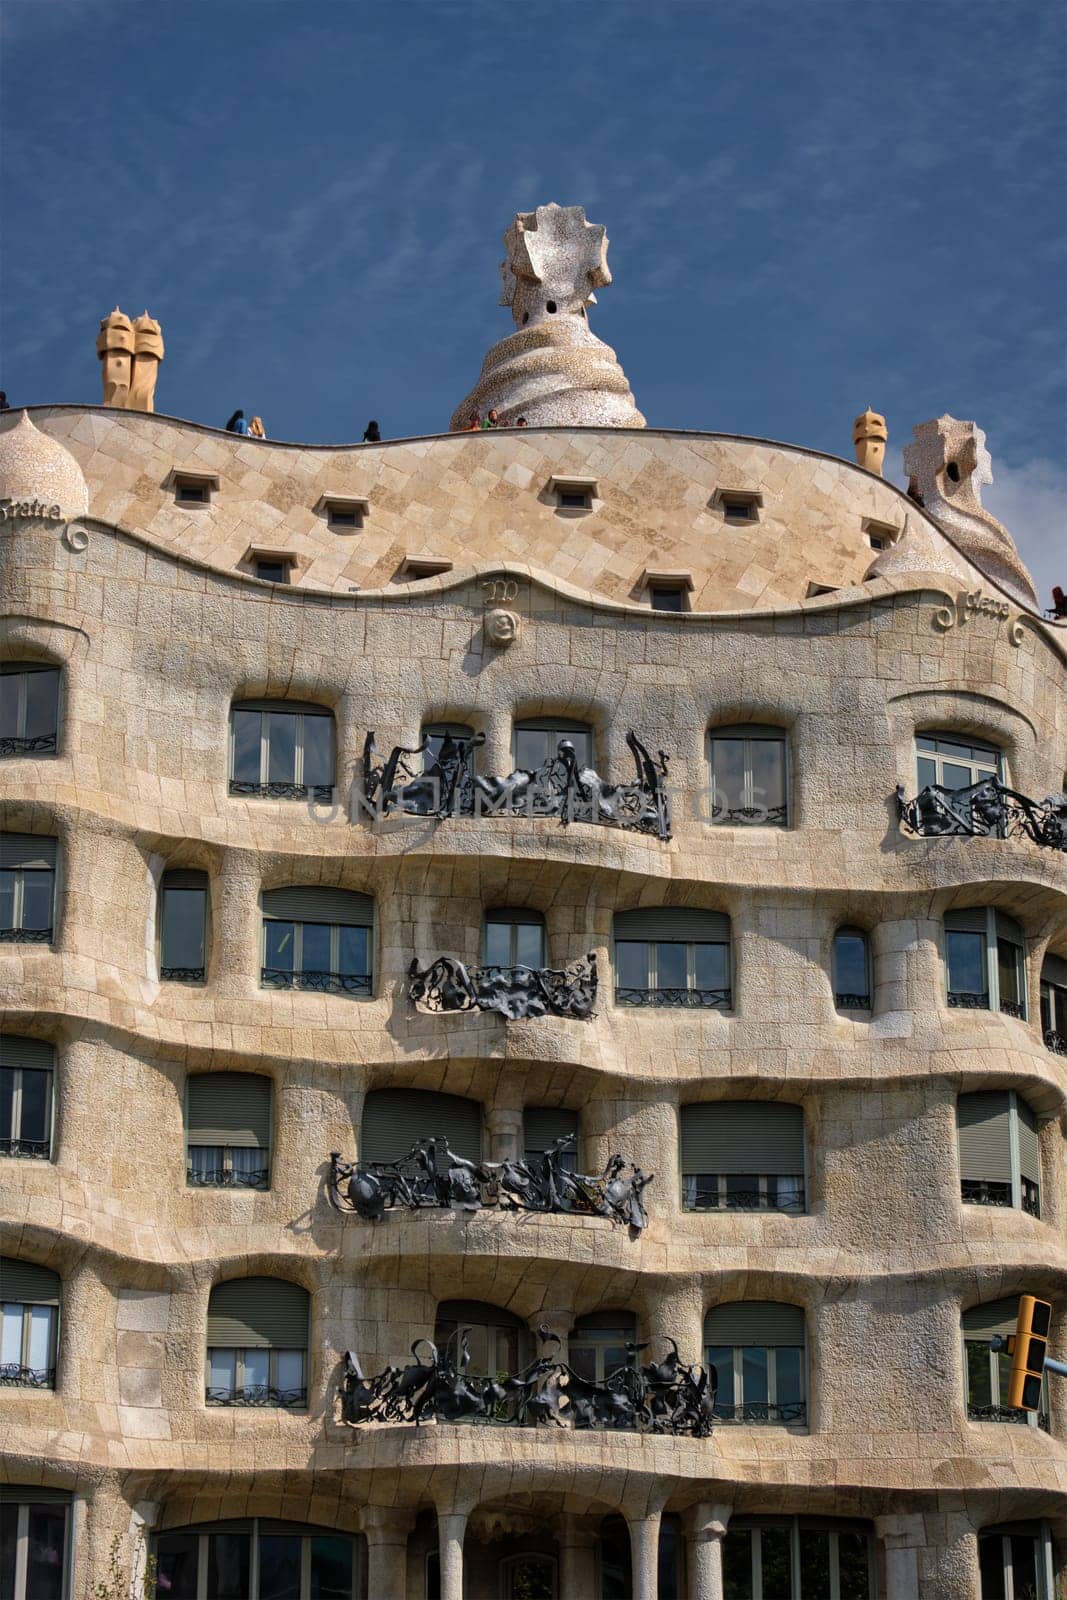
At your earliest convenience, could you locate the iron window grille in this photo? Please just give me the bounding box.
[615,938,731,1009]
[0,1061,52,1161]
[684,1174,805,1212]
[0,1496,71,1600]
[187,1147,269,1188]
[707,726,788,827]
[0,665,60,757]
[261,919,372,997]
[832,927,871,1011]
[0,867,54,944]
[229,704,334,801]
[205,1347,306,1409]
[0,1301,57,1389]
[945,909,1027,1019]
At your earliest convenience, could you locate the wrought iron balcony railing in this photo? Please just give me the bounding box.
[261,966,372,996]
[329,1135,651,1229]
[1045,1029,1067,1056]
[0,733,57,757]
[205,1385,306,1409]
[341,1330,715,1436]
[229,780,333,803]
[710,803,788,827]
[684,1186,806,1213]
[948,991,989,1010]
[714,1401,807,1425]
[0,1363,55,1388]
[1000,999,1025,1019]
[835,991,871,1010]
[616,985,731,1009]
[0,1136,51,1160]
[409,953,596,1021]
[896,779,1066,851]
[187,1166,269,1190]
[968,1402,1050,1432]
[0,927,52,943]
[961,1179,1012,1208]
[160,966,206,984]
[359,729,672,840]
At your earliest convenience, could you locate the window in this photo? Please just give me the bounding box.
[1040,954,1067,1053]
[499,1554,557,1600]
[915,732,1004,831]
[0,1036,54,1160]
[704,1302,806,1424]
[614,907,731,1008]
[722,1518,875,1599]
[160,868,208,983]
[229,700,335,801]
[0,1488,71,1600]
[863,517,899,552]
[154,1520,358,1600]
[963,1299,1049,1428]
[0,834,57,944]
[680,1102,805,1212]
[167,470,218,506]
[433,1301,525,1397]
[569,1311,636,1385]
[523,1106,578,1172]
[707,725,788,827]
[260,886,373,996]
[361,1089,482,1166]
[958,1091,1041,1217]
[0,665,60,757]
[650,584,685,612]
[254,558,290,584]
[548,475,597,511]
[0,1259,60,1389]
[944,909,1026,1018]
[484,908,546,969]
[315,493,369,531]
[512,717,592,772]
[186,1074,272,1189]
[833,927,871,1011]
[205,1278,308,1408]
[402,558,453,579]
[714,489,763,523]
[978,1521,1055,1600]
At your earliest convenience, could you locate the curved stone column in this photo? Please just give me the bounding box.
[685,1502,731,1600]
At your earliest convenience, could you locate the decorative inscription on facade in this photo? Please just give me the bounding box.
[933,589,1024,645]
[0,497,63,522]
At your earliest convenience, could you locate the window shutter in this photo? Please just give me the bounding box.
[944,908,989,934]
[523,1107,579,1152]
[572,1310,637,1338]
[187,1075,271,1148]
[207,1278,308,1348]
[233,699,330,716]
[361,1089,482,1165]
[703,1302,805,1346]
[513,718,591,734]
[995,912,1024,947]
[0,1036,55,1071]
[163,868,208,892]
[261,887,374,926]
[1016,1099,1040,1189]
[614,907,730,942]
[709,724,785,741]
[436,1299,523,1329]
[681,1102,804,1174]
[956,1092,1012,1183]
[486,908,546,927]
[1041,954,1067,987]
[0,834,58,870]
[962,1298,1018,1338]
[0,1485,71,1506]
[0,1258,61,1304]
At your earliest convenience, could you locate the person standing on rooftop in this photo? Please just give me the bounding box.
[482,408,500,429]
[363,420,381,442]
[225,410,249,435]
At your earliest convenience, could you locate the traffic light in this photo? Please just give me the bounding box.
[1006,1296,1052,1411]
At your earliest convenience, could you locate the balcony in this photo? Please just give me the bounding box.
[229,779,333,803]
[896,779,1066,851]
[205,1385,306,1409]
[408,953,596,1021]
[616,985,731,1009]
[714,1401,807,1425]
[261,966,372,996]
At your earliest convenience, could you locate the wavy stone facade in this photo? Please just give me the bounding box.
[1,405,1065,1600]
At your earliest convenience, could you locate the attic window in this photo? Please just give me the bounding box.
[315,493,370,532]
[401,558,454,580]
[255,558,291,585]
[548,475,597,512]
[863,517,899,552]
[167,470,219,508]
[807,582,838,598]
[713,489,763,523]
[642,570,694,612]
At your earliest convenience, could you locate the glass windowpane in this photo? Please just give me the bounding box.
[0,1069,13,1141]
[302,714,333,788]
[722,1528,752,1600]
[242,1348,269,1389]
[710,738,746,818]
[917,755,938,789]
[155,1531,199,1600]
[977,1534,1006,1600]
[834,933,868,996]
[947,931,986,994]
[310,1535,353,1600]
[275,1350,305,1393]
[27,1305,53,1370]
[300,922,332,974]
[656,942,688,989]
[1008,1536,1039,1599]
[232,710,262,783]
[162,888,205,969]
[20,872,53,930]
[337,925,368,977]
[206,1530,250,1600]
[707,1346,733,1408]
[942,761,974,791]
[258,1534,301,1600]
[514,921,545,968]
[838,1531,871,1599]
[759,1526,793,1599]
[741,1346,769,1405]
[18,1068,49,1143]
[0,675,19,739]
[264,922,295,971]
[616,941,650,989]
[207,1348,237,1393]
[514,729,548,770]
[266,714,297,784]
[997,940,1022,1007]
[799,1528,831,1598]
[775,1346,804,1406]
[190,1146,222,1182]
[966,1340,992,1408]
[231,1147,265,1182]
[484,922,513,967]
[25,1505,66,1600]
[0,871,17,928]
[1,1304,22,1365]
[750,738,786,817]
[693,941,728,989]
[24,671,59,739]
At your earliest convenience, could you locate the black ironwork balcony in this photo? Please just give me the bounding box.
[0,927,52,943]
[999,998,1025,1020]
[261,966,372,996]
[0,1136,51,1160]
[685,1185,805,1213]
[0,733,57,757]
[187,1166,269,1190]
[948,990,989,1010]
[160,966,206,984]
[229,779,333,803]
[329,1135,651,1229]
[968,1402,1049,1432]
[0,1363,55,1388]
[205,1385,306,1409]
[896,779,1066,851]
[714,1401,807,1425]
[1022,1180,1041,1219]
[409,953,596,1021]
[1045,1029,1067,1056]
[616,985,731,1010]
[359,729,672,841]
[710,803,788,828]
[961,1179,1012,1208]
[835,991,871,1010]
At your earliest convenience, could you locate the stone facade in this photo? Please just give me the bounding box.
[0,403,1065,1600]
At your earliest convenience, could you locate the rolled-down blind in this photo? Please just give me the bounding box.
[486,908,545,926]
[681,1102,804,1174]
[436,1299,522,1329]
[572,1310,637,1338]
[709,724,785,741]
[0,1258,61,1304]
[962,1298,1018,1338]
[207,1278,308,1348]
[704,1302,805,1346]
[995,912,1024,947]
[0,1485,71,1506]
[361,1089,482,1165]
[0,834,58,870]
[523,1107,579,1152]
[187,1075,271,1148]
[945,908,989,935]
[1042,953,1067,987]
[957,1092,1012,1183]
[1017,1099,1041,1189]
[514,718,591,734]
[233,699,330,717]
[0,1036,55,1071]
[261,886,373,926]
[163,868,208,892]
[614,907,730,942]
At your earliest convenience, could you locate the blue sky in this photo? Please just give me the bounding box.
[3,0,1064,601]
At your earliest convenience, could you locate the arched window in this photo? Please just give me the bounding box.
[832,926,871,1011]
[978,1521,1055,1599]
[1040,953,1067,1053]
[422,722,476,771]
[484,908,546,969]
[680,1102,805,1212]
[260,886,373,996]
[0,664,61,757]
[0,1487,71,1600]
[361,1089,482,1166]
[512,717,592,772]
[205,1278,308,1410]
[186,1074,272,1189]
[704,1302,806,1425]
[962,1299,1049,1428]
[159,868,209,984]
[153,1520,359,1600]
[499,1554,557,1599]
[944,909,1026,1018]
[0,1259,60,1389]
[433,1300,525,1383]
[722,1518,875,1598]
[613,907,731,1008]
[0,834,57,944]
[229,699,334,800]
[916,731,1003,794]
[0,1036,54,1160]
[522,1106,578,1172]
[957,1091,1040,1217]
[568,1311,637,1385]
[707,724,788,827]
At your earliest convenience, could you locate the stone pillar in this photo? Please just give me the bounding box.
[875,1511,978,1600]
[685,1502,730,1600]
[558,1515,597,1599]
[361,1507,414,1600]
[627,1509,663,1600]
[643,1276,704,1367]
[527,1307,574,1365]
[437,1509,469,1600]
[487,1106,524,1164]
